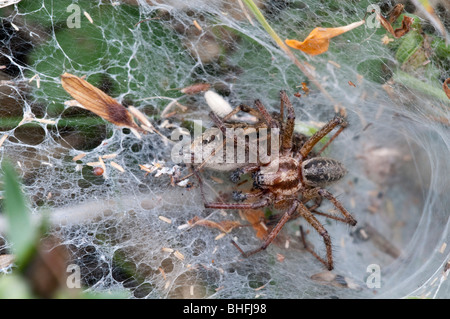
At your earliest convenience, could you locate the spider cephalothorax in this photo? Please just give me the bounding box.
[204,90,356,270]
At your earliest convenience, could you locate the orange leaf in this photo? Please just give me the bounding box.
[242,209,268,239]
[61,73,144,132]
[285,20,365,55]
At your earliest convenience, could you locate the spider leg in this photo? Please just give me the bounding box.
[231,200,299,258]
[309,209,352,224]
[204,196,271,210]
[191,164,208,203]
[296,201,334,270]
[315,123,347,156]
[222,103,265,123]
[317,188,357,226]
[232,189,265,202]
[230,164,260,183]
[302,187,356,226]
[298,115,347,159]
[209,111,229,135]
[299,225,332,270]
[254,99,279,129]
[279,90,295,154]
[300,196,351,223]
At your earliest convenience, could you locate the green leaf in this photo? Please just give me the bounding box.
[395,31,423,64]
[2,161,37,267]
[0,274,34,299]
[393,70,450,102]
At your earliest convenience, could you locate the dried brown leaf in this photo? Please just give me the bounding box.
[377,5,414,38]
[180,83,211,95]
[61,73,144,132]
[388,4,404,24]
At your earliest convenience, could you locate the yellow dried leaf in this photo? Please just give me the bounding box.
[285,20,365,56]
[61,73,144,132]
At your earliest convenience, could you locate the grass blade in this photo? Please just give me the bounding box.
[2,161,36,267]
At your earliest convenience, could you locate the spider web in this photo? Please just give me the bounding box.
[0,0,449,298]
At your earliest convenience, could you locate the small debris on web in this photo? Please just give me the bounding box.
[159,267,166,280]
[98,156,107,179]
[102,153,118,160]
[158,215,172,224]
[193,20,202,32]
[327,60,341,68]
[381,34,394,45]
[0,134,8,148]
[297,82,310,95]
[180,83,210,95]
[92,167,104,176]
[72,153,86,161]
[83,10,94,24]
[276,253,285,263]
[139,161,181,180]
[214,233,226,241]
[28,74,40,88]
[439,242,447,254]
[110,161,125,173]
[174,250,185,261]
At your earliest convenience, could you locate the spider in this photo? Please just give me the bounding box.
[204,90,357,270]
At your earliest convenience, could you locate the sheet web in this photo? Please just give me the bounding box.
[0,0,449,298]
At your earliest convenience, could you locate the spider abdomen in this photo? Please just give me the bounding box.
[302,157,347,187]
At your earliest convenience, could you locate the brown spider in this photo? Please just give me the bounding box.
[204,90,357,270]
